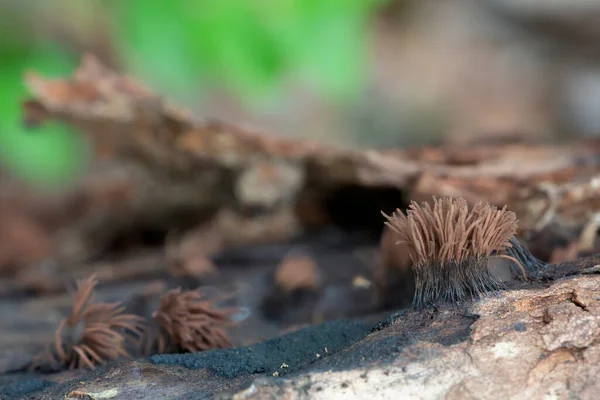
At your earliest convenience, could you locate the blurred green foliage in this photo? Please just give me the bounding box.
[0,0,387,187]
[0,38,87,189]
[110,0,386,104]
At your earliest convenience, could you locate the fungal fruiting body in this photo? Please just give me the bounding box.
[150,288,234,354]
[32,274,144,370]
[382,197,519,308]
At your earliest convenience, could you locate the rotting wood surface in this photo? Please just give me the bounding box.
[20,54,600,267]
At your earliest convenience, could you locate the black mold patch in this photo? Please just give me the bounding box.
[313,335,408,372]
[151,320,370,378]
[0,377,55,398]
[313,308,479,373]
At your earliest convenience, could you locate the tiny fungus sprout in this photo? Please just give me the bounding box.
[151,288,235,353]
[32,274,144,370]
[382,197,522,308]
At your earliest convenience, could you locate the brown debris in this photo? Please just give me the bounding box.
[149,288,235,354]
[31,274,144,370]
[383,197,519,307]
[165,230,219,281]
[260,251,323,324]
[274,251,321,293]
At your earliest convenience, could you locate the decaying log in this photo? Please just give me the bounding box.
[19,54,600,268]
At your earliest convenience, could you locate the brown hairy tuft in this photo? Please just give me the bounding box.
[382,197,519,307]
[150,288,234,354]
[32,274,144,370]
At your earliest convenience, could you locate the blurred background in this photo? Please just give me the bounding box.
[2,0,600,187]
[1,2,600,385]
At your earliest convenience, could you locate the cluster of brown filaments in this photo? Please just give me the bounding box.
[151,288,234,354]
[383,197,519,308]
[33,275,237,370]
[32,274,144,370]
